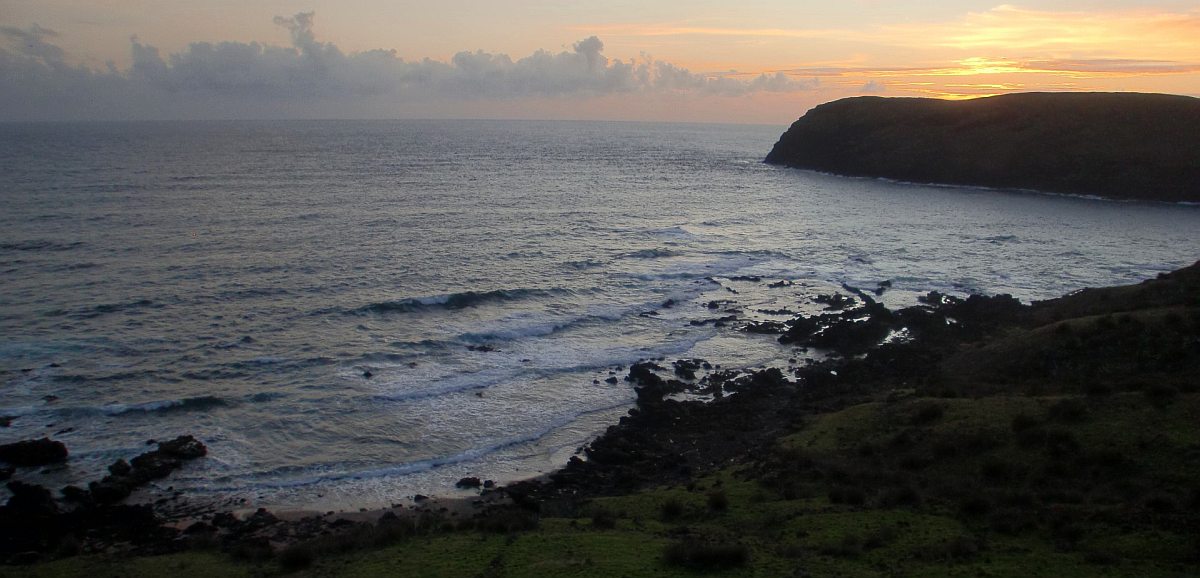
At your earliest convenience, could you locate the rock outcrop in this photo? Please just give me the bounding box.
[765,92,1200,202]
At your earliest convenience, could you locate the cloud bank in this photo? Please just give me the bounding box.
[0,13,816,120]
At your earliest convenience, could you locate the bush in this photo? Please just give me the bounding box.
[229,537,275,563]
[475,508,540,533]
[958,495,992,518]
[879,484,922,507]
[1145,493,1178,513]
[1047,398,1089,422]
[962,430,1004,454]
[819,534,863,558]
[1083,549,1121,565]
[1144,384,1179,406]
[899,454,933,470]
[911,402,946,425]
[1010,413,1040,432]
[663,539,750,570]
[1051,523,1085,551]
[828,485,866,506]
[980,458,1021,483]
[590,508,617,530]
[917,535,984,561]
[706,490,729,512]
[278,544,315,572]
[660,498,685,522]
[989,509,1038,535]
[1043,428,1081,457]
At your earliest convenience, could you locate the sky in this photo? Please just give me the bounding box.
[1,1,1198,124]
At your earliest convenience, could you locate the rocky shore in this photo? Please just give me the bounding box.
[765,92,1200,202]
[3,261,1199,574]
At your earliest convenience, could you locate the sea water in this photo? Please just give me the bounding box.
[2,119,1198,510]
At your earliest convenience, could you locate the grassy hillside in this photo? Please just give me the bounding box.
[764,92,1200,202]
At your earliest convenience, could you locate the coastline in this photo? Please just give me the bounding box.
[5,260,1199,573]
[774,165,1200,207]
[765,93,1200,203]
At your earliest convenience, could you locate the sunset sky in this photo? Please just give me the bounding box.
[2,1,1198,123]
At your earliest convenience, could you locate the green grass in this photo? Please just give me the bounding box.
[1,551,256,578]
[11,391,1198,577]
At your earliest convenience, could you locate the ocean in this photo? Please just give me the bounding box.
[2,119,1198,511]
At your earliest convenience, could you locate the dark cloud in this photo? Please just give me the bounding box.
[0,13,818,120]
[0,23,64,62]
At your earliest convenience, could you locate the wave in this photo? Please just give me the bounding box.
[50,369,162,384]
[648,226,694,238]
[44,299,162,320]
[99,395,229,416]
[196,400,633,492]
[621,248,681,259]
[15,388,295,420]
[0,395,233,420]
[564,259,606,270]
[348,287,572,315]
[457,310,626,343]
[0,240,84,252]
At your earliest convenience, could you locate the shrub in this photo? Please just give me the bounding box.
[476,508,540,533]
[899,454,933,470]
[229,537,275,563]
[590,508,617,530]
[828,485,866,506]
[879,484,922,507]
[980,458,1020,483]
[660,498,685,522]
[917,534,984,561]
[1144,384,1179,406]
[1082,449,1135,475]
[989,509,1038,535]
[1145,493,1178,513]
[663,539,750,569]
[863,526,897,550]
[278,543,315,572]
[911,402,946,425]
[944,535,983,560]
[1051,523,1085,551]
[962,431,1004,454]
[932,440,959,459]
[1015,426,1047,448]
[1010,413,1040,432]
[1083,549,1121,565]
[889,429,918,449]
[1047,398,1089,422]
[1043,428,1081,457]
[959,495,992,518]
[819,534,863,558]
[706,490,729,512]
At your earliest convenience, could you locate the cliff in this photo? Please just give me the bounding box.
[765,92,1200,202]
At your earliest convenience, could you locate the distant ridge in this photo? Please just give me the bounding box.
[765,92,1200,202]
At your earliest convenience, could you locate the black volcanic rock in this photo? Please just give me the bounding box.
[0,438,68,467]
[765,92,1200,202]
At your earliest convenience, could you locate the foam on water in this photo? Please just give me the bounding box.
[2,119,1198,509]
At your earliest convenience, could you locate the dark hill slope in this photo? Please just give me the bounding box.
[765,92,1200,202]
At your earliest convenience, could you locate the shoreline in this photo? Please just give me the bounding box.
[4,260,1199,567]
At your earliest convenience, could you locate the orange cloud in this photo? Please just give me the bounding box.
[913,5,1200,57]
[584,6,1200,73]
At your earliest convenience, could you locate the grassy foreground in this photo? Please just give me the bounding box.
[14,392,1198,577]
